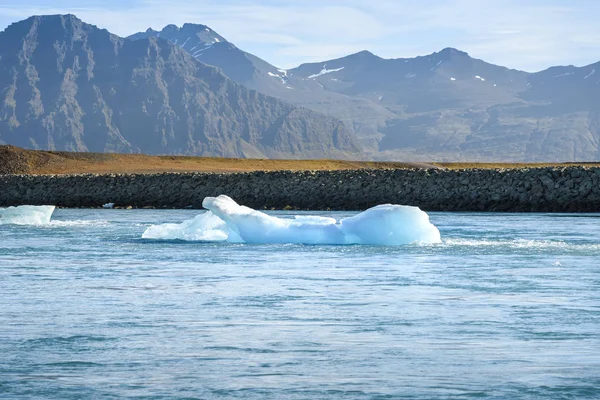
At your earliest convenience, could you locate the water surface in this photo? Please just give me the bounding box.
[1,209,599,399]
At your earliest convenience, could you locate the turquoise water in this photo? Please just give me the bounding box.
[1,209,599,399]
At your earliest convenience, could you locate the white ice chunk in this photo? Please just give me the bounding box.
[103,203,115,209]
[0,205,55,225]
[143,195,441,245]
[308,65,344,79]
[339,203,441,245]
[142,211,232,241]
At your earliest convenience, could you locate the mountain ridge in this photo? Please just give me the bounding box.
[0,14,361,159]
[1,15,599,162]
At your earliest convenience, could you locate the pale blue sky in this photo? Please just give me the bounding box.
[0,0,599,71]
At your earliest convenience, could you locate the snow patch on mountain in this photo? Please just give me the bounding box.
[268,71,289,86]
[308,66,345,79]
[475,75,485,81]
[431,60,443,71]
[553,72,575,78]
[584,69,596,79]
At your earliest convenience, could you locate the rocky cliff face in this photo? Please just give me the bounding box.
[0,15,361,158]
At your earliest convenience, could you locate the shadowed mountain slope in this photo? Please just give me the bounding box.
[0,15,361,159]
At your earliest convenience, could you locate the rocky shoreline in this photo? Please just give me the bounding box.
[1,167,599,212]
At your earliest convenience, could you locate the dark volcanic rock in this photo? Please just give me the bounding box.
[0,15,361,159]
[2,167,600,212]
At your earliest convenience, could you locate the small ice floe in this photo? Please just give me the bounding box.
[307,65,345,79]
[475,75,485,81]
[103,203,115,209]
[142,195,441,245]
[0,205,55,225]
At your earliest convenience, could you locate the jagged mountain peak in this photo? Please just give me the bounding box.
[127,22,227,58]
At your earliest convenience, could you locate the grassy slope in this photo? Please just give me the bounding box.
[1,146,599,175]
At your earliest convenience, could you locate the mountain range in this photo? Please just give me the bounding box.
[1,14,599,161]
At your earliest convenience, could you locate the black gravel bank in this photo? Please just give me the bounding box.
[1,167,600,212]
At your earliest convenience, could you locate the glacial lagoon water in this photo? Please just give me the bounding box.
[1,208,599,399]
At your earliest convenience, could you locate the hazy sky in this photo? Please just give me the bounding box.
[0,0,599,71]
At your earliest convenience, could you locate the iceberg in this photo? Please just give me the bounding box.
[0,205,56,225]
[142,211,230,241]
[143,195,441,245]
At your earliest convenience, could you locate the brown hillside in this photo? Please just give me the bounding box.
[2,146,599,175]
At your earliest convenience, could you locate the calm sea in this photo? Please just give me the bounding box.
[1,209,599,399]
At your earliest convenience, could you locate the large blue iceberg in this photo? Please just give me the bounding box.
[0,205,55,225]
[143,195,441,245]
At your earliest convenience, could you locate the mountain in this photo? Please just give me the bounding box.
[0,15,361,159]
[289,48,600,161]
[128,25,396,148]
[130,21,600,162]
